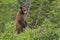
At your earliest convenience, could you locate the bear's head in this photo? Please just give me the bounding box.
[20,6,27,14]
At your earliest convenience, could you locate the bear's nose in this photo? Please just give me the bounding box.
[24,11,27,14]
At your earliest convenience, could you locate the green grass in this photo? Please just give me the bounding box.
[0,0,17,4]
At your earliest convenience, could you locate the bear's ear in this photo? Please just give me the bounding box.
[19,7,22,9]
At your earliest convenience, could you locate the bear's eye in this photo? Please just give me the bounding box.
[24,10,26,11]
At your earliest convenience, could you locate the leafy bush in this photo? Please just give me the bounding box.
[0,0,60,40]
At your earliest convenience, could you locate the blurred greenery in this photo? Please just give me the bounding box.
[0,0,60,40]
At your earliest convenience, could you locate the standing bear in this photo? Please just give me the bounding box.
[16,6,27,34]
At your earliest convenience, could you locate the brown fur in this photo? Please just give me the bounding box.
[16,6,27,34]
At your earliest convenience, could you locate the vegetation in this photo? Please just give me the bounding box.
[0,0,60,40]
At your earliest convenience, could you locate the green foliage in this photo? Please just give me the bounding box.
[0,0,60,40]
